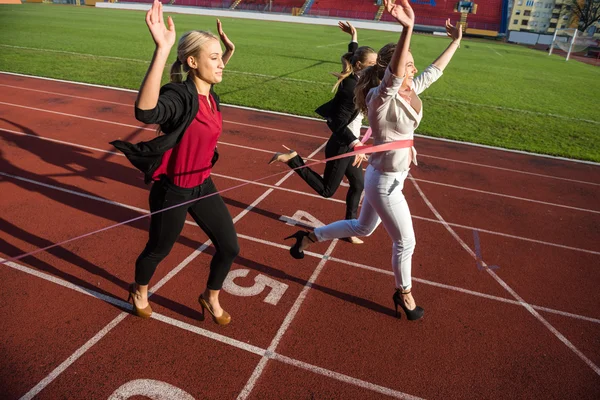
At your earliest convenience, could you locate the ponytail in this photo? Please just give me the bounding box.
[331,51,354,93]
[353,43,395,115]
[170,58,184,83]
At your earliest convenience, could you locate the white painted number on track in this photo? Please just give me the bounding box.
[223,269,289,305]
[108,379,195,400]
[279,210,325,229]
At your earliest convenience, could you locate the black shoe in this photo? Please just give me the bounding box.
[392,289,424,321]
[284,230,315,259]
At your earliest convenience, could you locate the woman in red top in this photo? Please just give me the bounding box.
[117,1,238,325]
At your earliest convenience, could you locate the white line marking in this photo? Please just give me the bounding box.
[418,153,600,186]
[0,100,329,140]
[0,44,331,86]
[413,178,600,214]
[18,312,129,400]
[2,73,599,166]
[237,239,340,400]
[5,178,600,325]
[487,45,504,56]
[2,257,420,399]
[2,69,600,166]
[422,95,600,126]
[2,128,598,255]
[408,175,600,376]
[272,353,424,399]
[10,134,328,398]
[2,170,599,258]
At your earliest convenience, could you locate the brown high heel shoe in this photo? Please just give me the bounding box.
[268,145,298,165]
[198,294,231,326]
[127,283,152,319]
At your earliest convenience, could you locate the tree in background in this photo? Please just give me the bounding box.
[569,0,600,33]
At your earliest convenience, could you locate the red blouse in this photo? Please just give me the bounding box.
[152,94,221,188]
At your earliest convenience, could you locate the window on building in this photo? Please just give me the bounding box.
[562,15,569,20]
[522,20,529,26]
[513,19,519,24]
[535,1,541,7]
[561,24,566,28]
[524,10,531,16]
[526,0,534,6]
[518,0,523,5]
[516,10,521,15]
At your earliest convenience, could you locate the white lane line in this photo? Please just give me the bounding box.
[4,171,599,324]
[2,129,598,255]
[10,134,328,398]
[408,175,600,377]
[0,45,331,86]
[2,69,600,166]
[413,177,600,214]
[1,257,421,399]
[418,154,600,187]
[421,95,600,126]
[0,100,329,140]
[237,239,340,400]
[18,313,129,400]
[3,80,600,170]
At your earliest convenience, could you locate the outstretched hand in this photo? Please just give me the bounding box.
[145,0,176,49]
[217,19,235,52]
[445,19,463,42]
[384,0,415,28]
[338,21,356,37]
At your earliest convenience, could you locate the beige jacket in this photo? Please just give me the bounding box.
[367,64,443,173]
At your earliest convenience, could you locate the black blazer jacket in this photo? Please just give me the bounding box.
[111,78,220,183]
[315,41,361,147]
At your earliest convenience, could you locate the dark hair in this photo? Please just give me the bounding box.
[354,43,396,114]
[331,46,376,92]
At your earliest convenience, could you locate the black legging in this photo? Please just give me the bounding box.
[135,176,239,290]
[287,138,364,220]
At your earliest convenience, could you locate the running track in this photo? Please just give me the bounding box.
[0,72,599,399]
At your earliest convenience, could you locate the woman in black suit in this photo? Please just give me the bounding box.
[270,21,376,244]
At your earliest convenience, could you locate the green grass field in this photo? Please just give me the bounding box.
[1,4,599,161]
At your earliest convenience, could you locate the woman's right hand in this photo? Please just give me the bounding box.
[384,0,415,28]
[145,0,176,50]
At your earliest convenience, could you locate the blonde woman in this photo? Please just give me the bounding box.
[111,1,238,325]
[286,0,462,321]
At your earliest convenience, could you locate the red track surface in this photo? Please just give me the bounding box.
[1,72,599,399]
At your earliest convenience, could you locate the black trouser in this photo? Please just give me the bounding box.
[135,176,239,290]
[287,138,364,220]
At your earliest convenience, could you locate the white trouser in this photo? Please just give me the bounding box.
[314,164,416,290]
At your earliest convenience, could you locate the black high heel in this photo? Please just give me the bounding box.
[392,289,424,321]
[284,230,315,259]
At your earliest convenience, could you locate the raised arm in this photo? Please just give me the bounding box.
[136,0,176,111]
[431,19,462,71]
[217,19,235,66]
[338,20,358,52]
[386,0,415,79]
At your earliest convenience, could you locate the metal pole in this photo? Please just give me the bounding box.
[548,29,558,56]
[566,28,577,61]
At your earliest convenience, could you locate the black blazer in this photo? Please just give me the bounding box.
[315,41,361,147]
[111,78,220,183]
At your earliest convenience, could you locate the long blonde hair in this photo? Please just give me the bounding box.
[169,30,220,83]
[331,46,376,93]
[354,43,396,114]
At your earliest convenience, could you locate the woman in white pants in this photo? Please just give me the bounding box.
[285,0,462,321]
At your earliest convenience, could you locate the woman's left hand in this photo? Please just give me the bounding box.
[352,153,368,167]
[445,19,462,43]
[217,19,235,52]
